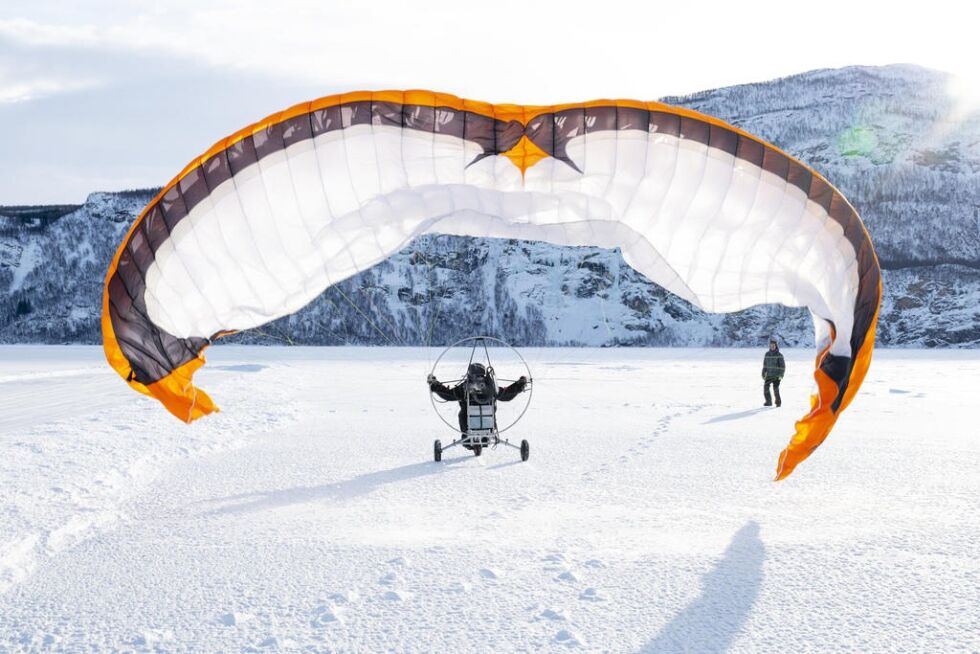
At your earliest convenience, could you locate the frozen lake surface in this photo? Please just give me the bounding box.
[1,345,978,652]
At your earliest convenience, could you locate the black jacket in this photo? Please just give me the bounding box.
[430,377,527,432]
[429,378,527,404]
[762,348,786,381]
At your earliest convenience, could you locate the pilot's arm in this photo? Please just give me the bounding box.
[428,374,463,402]
[496,376,528,402]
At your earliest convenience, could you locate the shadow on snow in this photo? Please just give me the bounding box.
[703,407,770,424]
[640,521,765,654]
[200,458,469,515]
[211,364,269,373]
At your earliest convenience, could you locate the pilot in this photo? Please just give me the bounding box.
[428,363,527,433]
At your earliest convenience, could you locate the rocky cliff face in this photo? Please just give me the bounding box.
[2,65,978,347]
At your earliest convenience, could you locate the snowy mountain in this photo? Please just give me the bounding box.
[1,65,978,347]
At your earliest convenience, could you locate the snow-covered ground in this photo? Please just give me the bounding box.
[1,345,978,652]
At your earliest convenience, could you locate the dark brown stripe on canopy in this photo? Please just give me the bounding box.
[107,99,879,398]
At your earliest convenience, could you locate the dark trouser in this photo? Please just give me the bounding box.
[764,379,781,406]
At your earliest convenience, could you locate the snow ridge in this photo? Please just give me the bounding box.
[0,348,299,599]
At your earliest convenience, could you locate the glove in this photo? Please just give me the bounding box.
[426,373,436,385]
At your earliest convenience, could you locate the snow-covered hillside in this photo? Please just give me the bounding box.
[1,65,978,347]
[1,346,978,652]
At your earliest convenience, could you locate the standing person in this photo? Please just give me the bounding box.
[762,339,786,407]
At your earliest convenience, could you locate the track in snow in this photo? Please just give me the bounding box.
[1,345,978,652]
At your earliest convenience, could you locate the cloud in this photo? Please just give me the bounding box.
[0,2,830,102]
[1,0,975,204]
[0,25,107,104]
[0,33,323,204]
[4,0,979,99]
[0,77,102,103]
[0,17,103,47]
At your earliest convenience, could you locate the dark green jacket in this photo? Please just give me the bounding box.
[762,349,786,380]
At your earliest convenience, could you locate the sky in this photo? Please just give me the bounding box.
[1,0,977,205]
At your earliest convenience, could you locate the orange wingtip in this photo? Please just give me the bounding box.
[144,355,219,423]
[102,286,218,422]
[774,310,879,481]
[774,382,840,480]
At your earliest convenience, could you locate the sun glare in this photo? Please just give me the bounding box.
[946,72,980,124]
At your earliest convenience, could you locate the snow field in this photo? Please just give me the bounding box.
[0,345,978,652]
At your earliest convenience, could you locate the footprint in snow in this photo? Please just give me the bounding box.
[387,556,410,566]
[578,587,607,602]
[542,552,566,565]
[583,559,605,569]
[382,589,411,601]
[379,572,399,586]
[256,636,298,649]
[448,580,472,594]
[218,611,254,626]
[553,629,584,647]
[310,604,343,627]
[478,568,498,580]
[132,630,174,646]
[539,607,567,621]
[326,590,359,604]
[555,570,579,583]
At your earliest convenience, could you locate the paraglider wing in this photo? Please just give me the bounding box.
[102,90,881,479]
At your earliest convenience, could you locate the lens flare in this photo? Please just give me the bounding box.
[946,72,980,123]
